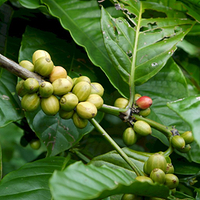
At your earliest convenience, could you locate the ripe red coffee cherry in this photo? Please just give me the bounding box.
[136,96,152,109]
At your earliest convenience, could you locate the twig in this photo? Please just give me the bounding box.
[0,54,44,83]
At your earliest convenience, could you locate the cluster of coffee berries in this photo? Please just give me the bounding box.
[171,131,194,153]
[16,50,104,129]
[121,153,179,199]
[114,94,153,146]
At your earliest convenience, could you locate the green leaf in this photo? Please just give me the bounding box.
[101,1,194,87]
[90,147,151,177]
[0,156,67,200]
[167,96,200,163]
[49,161,169,200]
[0,0,7,6]
[41,0,129,97]
[18,0,40,9]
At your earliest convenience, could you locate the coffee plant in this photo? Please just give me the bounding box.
[0,0,200,199]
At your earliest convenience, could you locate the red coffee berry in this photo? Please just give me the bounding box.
[136,96,152,109]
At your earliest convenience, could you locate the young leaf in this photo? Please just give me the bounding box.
[101,1,195,88]
[49,161,169,200]
[0,156,67,200]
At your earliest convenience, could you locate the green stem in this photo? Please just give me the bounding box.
[90,118,143,176]
[131,114,172,138]
[99,104,128,117]
[72,148,90,163]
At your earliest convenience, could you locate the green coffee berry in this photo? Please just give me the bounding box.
[181,131,194,144]
[133,120,152,136]
[86,94,104,109]
[76,102,97,119]
[178,144,191,153]
[139,108,151,117]
[34,56,54,77]
[72,81,91,101]
[21,93,40,112]
[41,95,60,116]
[52,78,73,96]
[74,75,91,84]
[90,82,104,97]
[19,60,34,72]
[16,80,28,97]
[121,194,143,200]
[72,112,88,129]
[39,81,53,98]
[171,135,185,150]
[30,139,41,150]
[23,78,39,93]
[114,97,128,109]
[59,109,74,119]
[145,153,167,175]
[123,127,137,146]
[49,66,67,83]
[32,49,51,65]
[150,168,166,184]
[166,163,174,174]
[165,174,179,189]
[60,93,78,111]
[134,93,141,102]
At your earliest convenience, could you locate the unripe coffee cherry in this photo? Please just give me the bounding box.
[166,163,174,174]
[145,153,167,175]
[76,102,97,119]
[150,168,166,184]
[121,194,142,200]
[16,80,28,97]
[23,78,39,93]
[114,97,128,109]
[34,57,54,77]
[134,93,141,101]
[41,95,60,115]
[30,139,41,150]
[123,127,137,146]
[91,82,104,97]
[136,96,152,109]
[86,94,104,109]
[72,112,88,129]
[135,176,153,184]
[171,135,185,150]
[178,144,191,153]
[67,76,74,86]
[74,75,91,84]
[49,66,67,83]
[72,81,91,101]
[181,131,194,144]
[60,93,78,111]
[21,93,40,112]
[165,174,179,189]
[52,78,73,96]
[138,108,151,117]
[32,49,51,65]
[133,120,152,136]
[19,60,34,72]
[59,109,74,119]
[39,81,53,98]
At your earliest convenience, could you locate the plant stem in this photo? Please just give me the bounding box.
[0,54,44,83]
[131,114,172,138]
[71,148,90,163]
[90,118,143,176]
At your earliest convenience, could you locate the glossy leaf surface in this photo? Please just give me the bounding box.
[50,161,169,200]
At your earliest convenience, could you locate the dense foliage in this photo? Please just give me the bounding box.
[0,0,200,199]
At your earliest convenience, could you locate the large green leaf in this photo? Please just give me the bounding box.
[40,0,129,97]
[0,156,68,200]
[101,1,194,87]
[49,161,169,200]
[167,96,200,163]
